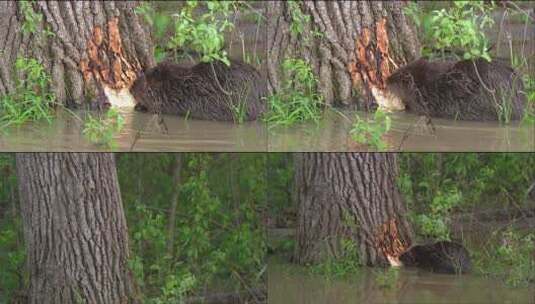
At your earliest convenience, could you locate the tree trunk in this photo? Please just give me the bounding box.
[16,153,139,304]
[166,154,183,256]
[294,153,413,266]
[266,0,420,109]
[0,1,154,107]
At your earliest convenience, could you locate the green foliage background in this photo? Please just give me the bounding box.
[267,153,535,234]
[266,153,535,287]
[0,153,267,303]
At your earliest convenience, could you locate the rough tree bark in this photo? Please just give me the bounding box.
[266,1,420,109]
[294,153,413,266]
[0,1,154,107]
[16,153,139,304]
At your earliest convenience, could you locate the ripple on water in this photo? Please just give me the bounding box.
[268,257,535,304]
[0,109,268,152]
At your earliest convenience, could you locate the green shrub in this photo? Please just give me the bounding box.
[398,154,535,240]
[522,75,535,124]
[398,154,535,211]
[413,187,462,240]
[310,238,362,279]
[120,154,266,302]
[374,267,400,289]
[405,1,495,61]
[135,3,172,63]
[0,225,26,302]
[0,57,55,129]
[473,230,534,288]
[264,58,323,127]
[349,110,391,150]
[82,107,125,148]
[136,1,246,65]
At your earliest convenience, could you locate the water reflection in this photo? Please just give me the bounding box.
[268,109,535,152]
[268,258,535,304]
[0,109,268,152]
[0,108,533,152]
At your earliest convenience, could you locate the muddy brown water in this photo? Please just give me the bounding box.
[268,207,535,304]
[268,258,535,304]
[1,108,533,152]
[0,109,267,152]
[268,109,535,152]
[264,2,535,152]
[1,3,533,152]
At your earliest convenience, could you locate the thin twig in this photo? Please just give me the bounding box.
[210,61,232,96]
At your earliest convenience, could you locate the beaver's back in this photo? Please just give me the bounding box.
[385,58,526,121]
[400,241,472,274]
[131,60,267,121]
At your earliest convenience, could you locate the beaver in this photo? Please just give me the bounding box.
[130,60,267,122]
[399,241,472,274]
[385,58,526,121]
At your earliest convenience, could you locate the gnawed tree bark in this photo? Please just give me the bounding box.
[16,153,139,304]
[0,1,154,107]
[267,1,420,109]
[294,153,413,266]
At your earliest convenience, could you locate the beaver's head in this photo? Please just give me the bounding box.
[387,59,430,85]
[384,58,456,112]
[130,64,168,112]
[385,59,431,108]
[130,62,191,113]
[398,245,419,267]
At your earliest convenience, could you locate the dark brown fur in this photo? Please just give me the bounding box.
[386,58,526,121]
[130,60,267,121]
[399,241,472,274]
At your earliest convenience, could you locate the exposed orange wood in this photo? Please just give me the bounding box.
[112,58,123,87]
[107,17,122,54]
[376,18,391,89]
[100,69,110,83]
[348,17,396,103]
[87,39,98,63]
[375,218,409,259]
[80,16,139,93]
[79,59,91,82]
[93,25,103,46]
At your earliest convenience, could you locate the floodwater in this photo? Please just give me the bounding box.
[1,3,534,152]
[268,109,535,152]
[268,259,535,304]
[0,3,269,152]
[265,2,535,152]
[0,109,267,152]
[0,108,533,152]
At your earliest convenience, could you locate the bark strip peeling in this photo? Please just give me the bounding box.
[375,218,410,266]
[0,1,154,107]
[81,17,141,107]
[81,18,139,92]
[267,1,419,109]
[294,153,414,266]
[349,18,404,111]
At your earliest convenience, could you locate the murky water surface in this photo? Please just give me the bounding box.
[268,109,535,152]
[0,109,267,152]
[268,258,535,304]
[1,108,533,152]
[264,2,535,152]
[1,3,533,152]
